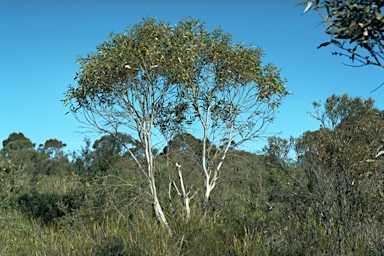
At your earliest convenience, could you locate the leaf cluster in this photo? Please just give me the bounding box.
[299,0,384,67]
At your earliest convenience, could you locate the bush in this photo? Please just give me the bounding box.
[15,189,85,224]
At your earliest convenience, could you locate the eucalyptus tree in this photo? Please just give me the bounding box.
[40,139,67,159]
[92,133,133,172]
[64,18,195,229]
[2,132,35,155]
[172,24,288,211]
[64,17,288,227]
[1,132,36,169]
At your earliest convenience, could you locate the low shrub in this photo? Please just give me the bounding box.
[15,189,85,224]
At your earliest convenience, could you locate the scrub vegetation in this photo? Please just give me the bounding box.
[1,17,383,255]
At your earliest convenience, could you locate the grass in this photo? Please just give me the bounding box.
[1,169,383,255]
[1,202,383,255]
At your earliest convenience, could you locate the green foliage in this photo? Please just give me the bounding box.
[1,133,37,174]
[295,94,384,254]
[2,132,35,153]
[299,0,384,68]
[15,190,85,224]
[0,157,26,206]
[0,117,383,254]
[91,133,133,172]
[39,138,67,159]
[310,93,378,129]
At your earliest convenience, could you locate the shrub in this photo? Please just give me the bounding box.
[15,189,85,224]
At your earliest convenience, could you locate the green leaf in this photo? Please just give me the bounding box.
[326,27,347,34]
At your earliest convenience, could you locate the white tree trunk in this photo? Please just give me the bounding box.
[173,162,197,220]
[153,196,168,225]
[151,181,171,234]
[202,170,218,212]
[202,186,212,212]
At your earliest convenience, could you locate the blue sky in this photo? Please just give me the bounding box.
[1,0,383,154]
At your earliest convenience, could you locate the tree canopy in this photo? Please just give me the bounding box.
[2,132,35,153]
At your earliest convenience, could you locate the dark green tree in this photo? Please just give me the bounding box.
[2,132,35,156]
[1,133,55,189]
[92,133,134,172]
[39,139,67,159]
[1,132,37,170]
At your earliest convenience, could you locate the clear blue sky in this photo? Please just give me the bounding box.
[1,0,383,154]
